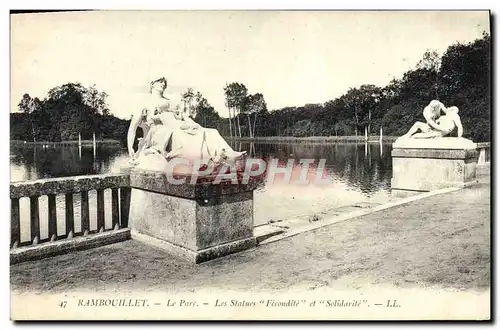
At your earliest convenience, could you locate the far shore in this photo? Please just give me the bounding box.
[10,139,122,146]
[224,135,398,143]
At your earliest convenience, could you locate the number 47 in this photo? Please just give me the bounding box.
[59,301,67,308]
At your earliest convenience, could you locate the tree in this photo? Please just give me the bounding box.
[341,88,361,135]
[224,82,248,138]
[223,84,234,139]
[381,104,415,136]
[180,89,221,129]
[14,83,112,142]
[340,85,380,136]
[181,88,196,115]
[244,93,267,138]
[83,84,110,115]
[194,97,220,128]
[18,93,41,141]
[10,113,32,141]
[416,49,441,99]
[437,32,490,141]
[46,83,97,140]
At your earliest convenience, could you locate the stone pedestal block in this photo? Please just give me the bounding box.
[391,137,478,197]
[128,169,260,263]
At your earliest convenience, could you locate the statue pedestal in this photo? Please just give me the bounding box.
[391,137,479,197]
[128,168,260,263]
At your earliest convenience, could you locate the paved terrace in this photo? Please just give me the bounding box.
[11,166,490,294]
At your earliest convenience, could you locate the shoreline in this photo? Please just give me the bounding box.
[225,135,398,143]
[10,139,122,146]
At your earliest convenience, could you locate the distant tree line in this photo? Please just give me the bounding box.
[226,32,489,142]
[11,83,125,142]
[11,32,490,143]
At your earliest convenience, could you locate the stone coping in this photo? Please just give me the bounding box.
[129,168,264,199]
[10,174,130,199]
[391,148,478,160]
[9,166,264,199]
[476,142,490,148]
[10,228,131,264]
[392,137,477,150]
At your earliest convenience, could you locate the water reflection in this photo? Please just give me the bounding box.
[10,142,393,227]
[236,142,393,197]
[10,145,124,182]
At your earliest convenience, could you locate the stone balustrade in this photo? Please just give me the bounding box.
[10,174,131,250]
[476,142,490,165]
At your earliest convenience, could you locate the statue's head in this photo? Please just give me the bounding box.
[429,100,444,109]
[149,77,167,94]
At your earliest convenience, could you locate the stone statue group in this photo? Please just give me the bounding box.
[127,78,246,172]
[400,100,464,139]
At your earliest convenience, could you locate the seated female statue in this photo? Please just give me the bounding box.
[127,77,246,171]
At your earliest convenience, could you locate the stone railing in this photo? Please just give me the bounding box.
[476,142,490,165]
[10,174,131,250]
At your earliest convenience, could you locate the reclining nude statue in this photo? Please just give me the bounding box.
[400,100,464,139]
[127,77,246,172]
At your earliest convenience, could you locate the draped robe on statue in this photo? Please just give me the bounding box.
[133,111,244,173]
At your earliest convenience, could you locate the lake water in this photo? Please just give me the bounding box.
[10,142,393,242]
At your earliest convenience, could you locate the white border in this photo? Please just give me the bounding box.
[3,1,499,10]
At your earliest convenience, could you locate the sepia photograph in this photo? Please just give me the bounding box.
[8,9,491,321]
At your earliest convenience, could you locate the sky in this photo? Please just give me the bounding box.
[10,10,490,119]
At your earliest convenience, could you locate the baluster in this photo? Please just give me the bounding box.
[30,196,40,245]
[65,193,74,238]
[97,189,105,232]
[81,191,90,236]
[11,198,20,248]
[120,187,131,228]
[48,194,57,242]
[111,188,119,230]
